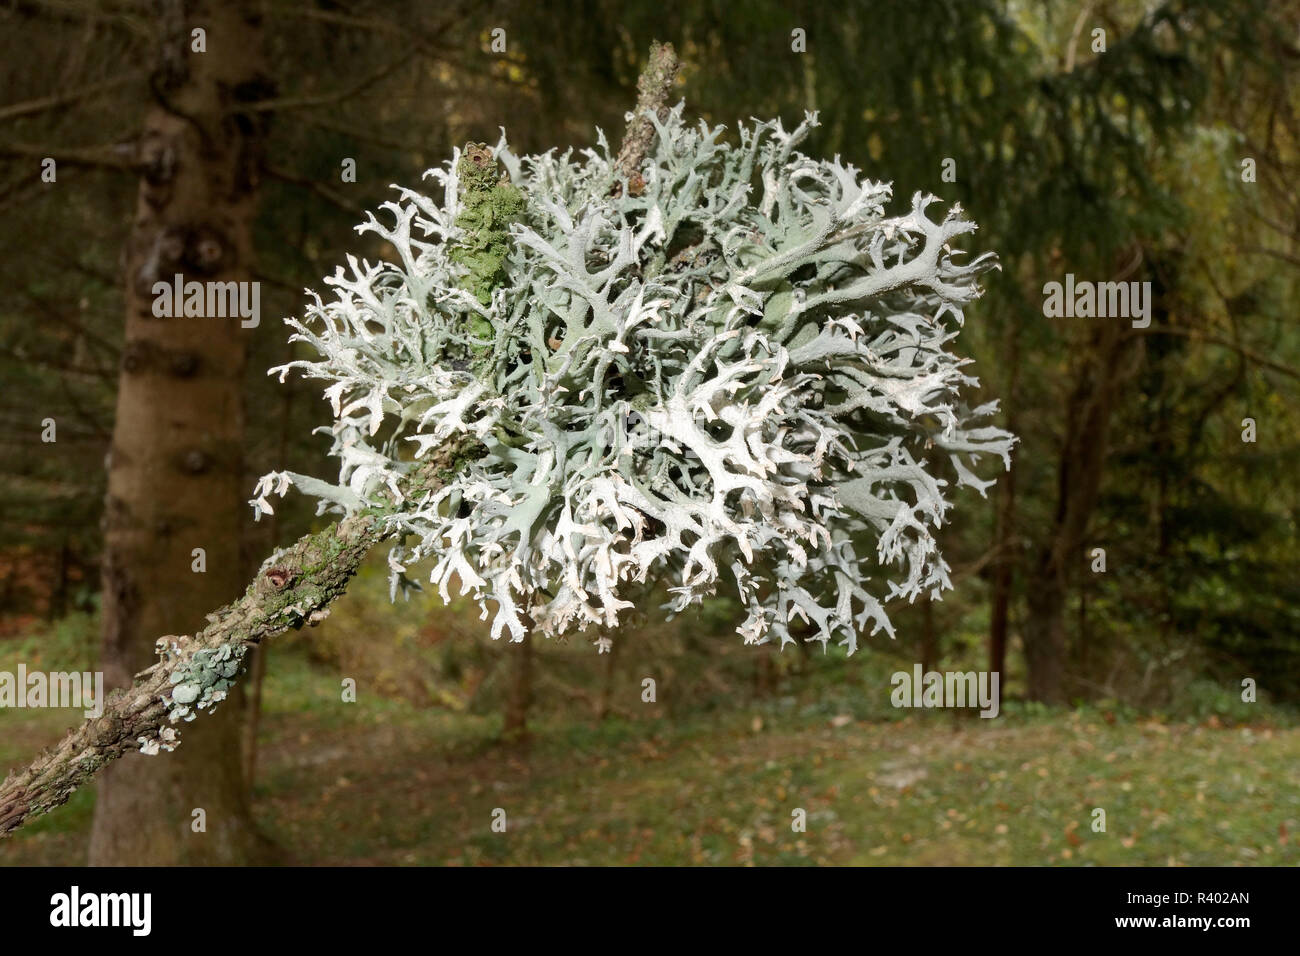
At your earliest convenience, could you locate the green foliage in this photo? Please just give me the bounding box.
[11,657,1300,864]
[0,612,98,672]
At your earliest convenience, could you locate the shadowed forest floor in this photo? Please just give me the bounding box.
[3,647,1298,866]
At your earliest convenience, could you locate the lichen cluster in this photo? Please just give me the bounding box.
[149,638,247,744]
[251,105,1015,652]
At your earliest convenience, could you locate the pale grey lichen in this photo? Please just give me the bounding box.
[161,642,247,726]
[252,105,1015,653]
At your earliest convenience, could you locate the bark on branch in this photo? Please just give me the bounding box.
[0,436,477,837]
[613,41,680,193]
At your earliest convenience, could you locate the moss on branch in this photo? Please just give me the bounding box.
[450,142,525,315]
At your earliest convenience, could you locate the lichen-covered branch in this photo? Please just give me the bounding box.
[0,46,688,840]
[253,48,1014,657]
[3,43,1017,839]
[0,436,476,838]
[450,142,525,311]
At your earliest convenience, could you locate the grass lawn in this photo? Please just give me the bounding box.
[3,646,1298,866]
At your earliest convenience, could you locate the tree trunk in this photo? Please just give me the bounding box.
[1022,309,1139,704]
[51,535,71,620]
[89,0,272,865]
[503,632,534,741]
[240,642,267,787]
[988,310,1020,688]
[919,596,938,674]
[596,631,617,722]
[241,330,294,789]
[1024,571,1068,703]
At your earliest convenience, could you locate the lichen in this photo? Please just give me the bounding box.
[160,642,248,728]
[252,105,1015,653]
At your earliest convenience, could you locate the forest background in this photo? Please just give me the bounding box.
[0,0,1296,865]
